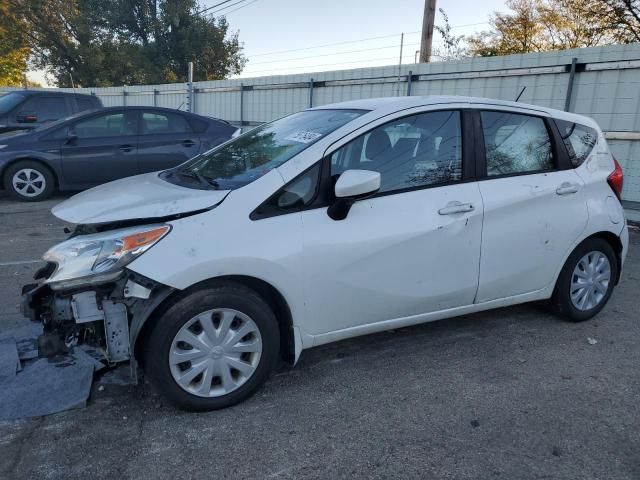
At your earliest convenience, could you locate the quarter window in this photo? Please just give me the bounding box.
[330,110,462,194]
[480,111,553,176]
[18,96,67,122]
[554,119,597,167]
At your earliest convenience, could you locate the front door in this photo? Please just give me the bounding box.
[299,109,484,336]
[136,110,201,173]
[61,110,139,187]
[474,109,589,302]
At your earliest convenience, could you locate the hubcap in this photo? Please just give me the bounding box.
[570,251,611,311]
[169,308,262,398]
[12,168,46,197]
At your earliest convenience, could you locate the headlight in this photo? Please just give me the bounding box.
[43,224,170,290]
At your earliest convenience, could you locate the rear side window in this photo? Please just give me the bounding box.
[554,119,597,167]
[480,111,553,176]
[142,112,192,134]
[73,112,137,138]
[18,96,68,122]
[76,97,96,112]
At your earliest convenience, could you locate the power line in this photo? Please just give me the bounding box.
[202,0,252,16]
[221,0,258,14]
[242,54,420,75]
[248,32,421,58]
[195,0,238,15]
[247,43,421,66]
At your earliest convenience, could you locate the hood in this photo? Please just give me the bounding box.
[52,172,229,224]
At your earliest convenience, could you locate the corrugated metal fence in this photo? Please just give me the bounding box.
[3,43,640,204]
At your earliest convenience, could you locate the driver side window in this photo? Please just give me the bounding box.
[330,110,462,194]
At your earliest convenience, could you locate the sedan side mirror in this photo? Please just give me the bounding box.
[328,169,381,221]
[65,131,78,145]
[16,111,38,123]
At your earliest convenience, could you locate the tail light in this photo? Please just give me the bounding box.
[607,157,624,201]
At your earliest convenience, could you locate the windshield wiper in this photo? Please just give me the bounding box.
[176,170,220,189]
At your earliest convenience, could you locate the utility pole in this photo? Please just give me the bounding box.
[396,33,404,96]
[186,61,194,113]
[419,0,437,63]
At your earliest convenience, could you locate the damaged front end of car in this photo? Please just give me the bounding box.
[20,223,176,379]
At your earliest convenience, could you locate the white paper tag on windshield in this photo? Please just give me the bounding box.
[285,131,323,144]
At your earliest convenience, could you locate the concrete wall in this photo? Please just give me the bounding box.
[3,43,640,202]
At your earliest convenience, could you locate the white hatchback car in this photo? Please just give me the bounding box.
[22,96,628,410]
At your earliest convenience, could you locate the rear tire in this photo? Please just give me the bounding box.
[551,237,618,322]
[3,160,55,202]
[143,283,280,411]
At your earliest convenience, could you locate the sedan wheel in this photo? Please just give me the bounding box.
[570,251,611,311]
[12,168,47,198]
[169,308,263,398]
[3,160,55,201]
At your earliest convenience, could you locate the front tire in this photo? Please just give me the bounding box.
[552,237,618,322]
[143,283,280,411]
[3,160,55,202]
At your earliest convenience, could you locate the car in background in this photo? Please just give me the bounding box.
[0,90,103,134]
[0,106,238,201]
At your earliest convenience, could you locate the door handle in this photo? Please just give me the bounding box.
[556,182,580,195]
[182,140,196,147]
[119,144,134,152]
[438,201,475,215]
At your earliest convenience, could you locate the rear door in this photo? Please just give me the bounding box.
[60,110,139,186]
[474,108,589,303]
[136,110,201,173]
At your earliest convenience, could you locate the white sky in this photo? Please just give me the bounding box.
[28,0,509,86]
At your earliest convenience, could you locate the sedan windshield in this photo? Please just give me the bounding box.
[163,109,366,190]
[0,92,25,115]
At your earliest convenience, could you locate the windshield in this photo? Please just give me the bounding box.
[0,92,25,115]
[163,109,366,190]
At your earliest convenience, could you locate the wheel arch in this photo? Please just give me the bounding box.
[134,275,298,367]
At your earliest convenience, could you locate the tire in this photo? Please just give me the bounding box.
[3,160,55,202]
[552,237,618,322]
[143,283,280,411]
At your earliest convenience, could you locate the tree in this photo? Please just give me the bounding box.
[433,8,467,61]
[0,0,30,86]
[466,0,636,56]
[11,0,246,87]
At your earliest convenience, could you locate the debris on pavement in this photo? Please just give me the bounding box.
[587,337,598,345]
[0,323,107,421]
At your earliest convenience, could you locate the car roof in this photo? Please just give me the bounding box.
[311,95,598,129]
[9,89,96,98]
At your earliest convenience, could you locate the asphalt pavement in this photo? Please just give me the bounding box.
[0,191,638,480]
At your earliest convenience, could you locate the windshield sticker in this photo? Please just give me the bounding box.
[284,131,323,144]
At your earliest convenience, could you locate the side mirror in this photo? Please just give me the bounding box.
[65,131,78,144]
[328,169,381,221]
[16,111,38,123]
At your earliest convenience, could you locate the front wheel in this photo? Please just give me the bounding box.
[552,237,618,322]
[3,160,55,201]
[143,283,280,411]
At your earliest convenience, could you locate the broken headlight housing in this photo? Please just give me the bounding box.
[43,224,170,290]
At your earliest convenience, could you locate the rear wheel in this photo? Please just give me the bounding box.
[552,237,618,322]
[3,160,55,201]
[143,283,280,411]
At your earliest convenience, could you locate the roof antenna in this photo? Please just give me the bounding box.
[515,86,526,102]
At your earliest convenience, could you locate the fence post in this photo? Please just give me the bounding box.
[406,71,413,96]
[309,78,314,108]
[240,83,244,128]
[153,89,158,107]
[187,62,194,113]
[122,90,127,107]
[564,57,578,112]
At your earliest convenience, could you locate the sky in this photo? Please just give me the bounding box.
[28,0,509,85]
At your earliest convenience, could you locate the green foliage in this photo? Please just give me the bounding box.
[12,0,246,87]
[0,0,30,86]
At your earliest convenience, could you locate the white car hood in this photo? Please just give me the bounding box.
[52,172,229,224]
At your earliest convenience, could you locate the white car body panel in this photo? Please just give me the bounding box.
[52,172,230,224]
[51,96,629,364]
